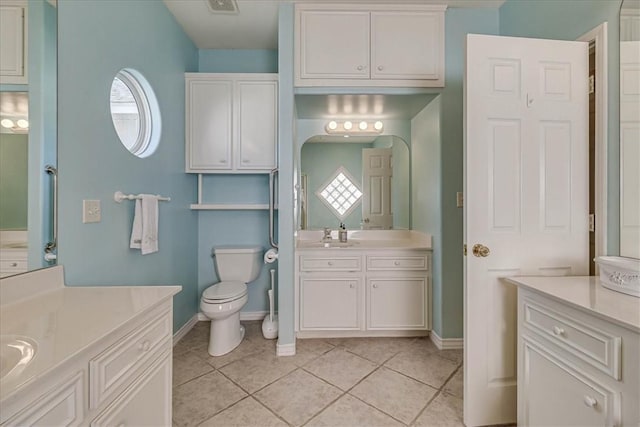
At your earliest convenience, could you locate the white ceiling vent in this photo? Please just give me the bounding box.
[206,0,238,14]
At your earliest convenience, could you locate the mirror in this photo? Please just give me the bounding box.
[620,0,640,258]
[0,0,57,277]
[300,135,410,230]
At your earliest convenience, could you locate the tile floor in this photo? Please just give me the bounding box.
[172,321,464,427]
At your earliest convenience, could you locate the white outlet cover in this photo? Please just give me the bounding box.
[83,200,101,223]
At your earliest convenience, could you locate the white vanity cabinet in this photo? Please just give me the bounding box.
[516,285,640,427]
[185,73,278,173]
[1,299,174,427]
[295,4,445,87]
[0,0,27,85]
[296,249,431,337]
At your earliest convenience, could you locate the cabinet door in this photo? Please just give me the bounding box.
[236,79,277,170]
[186,79,232,171]
[368,277,426,329]
[0,4,26,84]
[91,352,172,427]
[520,339,619,427]
[371,11,443,81]
[300,277,361,330]
[298,11,370,79]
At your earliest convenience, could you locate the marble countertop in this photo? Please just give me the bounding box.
[296,229,432,250]
[505,276,640,333]
[0,270,181,401]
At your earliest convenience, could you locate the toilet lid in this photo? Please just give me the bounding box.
[202,281,247,301]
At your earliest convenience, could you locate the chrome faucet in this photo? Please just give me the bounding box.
[322,227,332,242]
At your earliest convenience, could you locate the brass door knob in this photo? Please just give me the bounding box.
[472,244,490,257]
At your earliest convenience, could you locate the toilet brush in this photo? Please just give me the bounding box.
[262,269,278,339]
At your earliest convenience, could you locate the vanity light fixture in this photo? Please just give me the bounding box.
[0,119,14,129]
[325,120,384,136]
[0,118,29,133]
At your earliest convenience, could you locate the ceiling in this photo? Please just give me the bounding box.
[163,0,505,49]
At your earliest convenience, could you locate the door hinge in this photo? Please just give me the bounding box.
[463,244,467,256]
[589,214,596,232]
[589,75,595,94]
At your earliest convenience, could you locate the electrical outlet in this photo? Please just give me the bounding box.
[83,200,101,223]
[456,192,464,208]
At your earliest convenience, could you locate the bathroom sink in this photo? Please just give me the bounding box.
[0,335,37,381]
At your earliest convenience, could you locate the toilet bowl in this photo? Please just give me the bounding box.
[200,246,262,356]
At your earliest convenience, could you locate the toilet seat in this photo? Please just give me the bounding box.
[202,281,247,304]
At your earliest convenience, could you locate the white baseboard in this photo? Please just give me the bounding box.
[173,314,199,346]
[197,311,270,322]
[430,330,463,350]
[276,341,296,356]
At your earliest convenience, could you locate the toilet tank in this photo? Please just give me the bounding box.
[213,246,263,283]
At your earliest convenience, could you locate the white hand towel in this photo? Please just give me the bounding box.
[129,195,159,255]
[130,199,142,249]
[140,194,159,255]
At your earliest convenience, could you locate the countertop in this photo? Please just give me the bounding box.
[296,229,432,250]
[0,276,181,401]
[505,276,640,333]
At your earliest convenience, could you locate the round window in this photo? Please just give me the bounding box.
[109,68,161,158]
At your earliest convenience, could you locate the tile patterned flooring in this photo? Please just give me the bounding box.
[172,321,464,427]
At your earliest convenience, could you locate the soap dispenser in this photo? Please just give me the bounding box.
[339,223,348,243]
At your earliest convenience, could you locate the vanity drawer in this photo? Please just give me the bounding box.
[523,298,621,379]
[0,258,28,276]
[89,306,172,408]
[300,255,361,272]
[367,254,428,271]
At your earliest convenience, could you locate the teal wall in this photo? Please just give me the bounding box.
[499,0,622,255]
[301,142,372,230]
[57,0,199,332]
[194,50,279,312]
[411,96,442,334]
[0,134,28,229]
[27,0,56,270]
[199,49,278,73]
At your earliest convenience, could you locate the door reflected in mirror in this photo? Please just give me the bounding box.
[300,135,410,230]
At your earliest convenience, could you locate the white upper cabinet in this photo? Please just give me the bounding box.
[295,4,446,87]
[185,73,278,173]
[0,1,27,84]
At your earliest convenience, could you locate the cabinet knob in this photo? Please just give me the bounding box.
[552,326,565,336]
[138,340,151,352]
[350,283,355,288]
[373,284,378,288]
[242,159,249,163]
[377,65,384,71]
[220,159,227,164]
[327,261,333,266]
[357,65,365,71]
[394,261,400,266]
[10,262,18,267]
[583,395,597,408]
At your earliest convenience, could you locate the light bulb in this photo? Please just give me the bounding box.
[359,121,368,130]
[1,119,14,129]
[327,120,337,130]
[343,121,353,130]
[16,119,28,129]
[374,121,383,131]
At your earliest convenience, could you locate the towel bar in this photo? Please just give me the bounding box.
[114,191,171,203]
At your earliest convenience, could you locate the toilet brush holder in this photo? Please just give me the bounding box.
[262,269,278,339]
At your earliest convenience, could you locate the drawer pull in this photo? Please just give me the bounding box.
[552,326,565,336]
[138,340,151,352]
[10,262,18,267]
[583,395,597,408]
[327,261,333,266]
[373,284,378,289]
[394,261,400,266]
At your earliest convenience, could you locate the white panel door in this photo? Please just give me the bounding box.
[620,41,640,259]
[186,79,232,171]
[236,79,278,171]
[362,148,393,229]
[371,11,443,81]
[465,34,588,426]
[298,10,370,79]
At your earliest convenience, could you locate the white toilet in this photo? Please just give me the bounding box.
[200,246,263,356]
